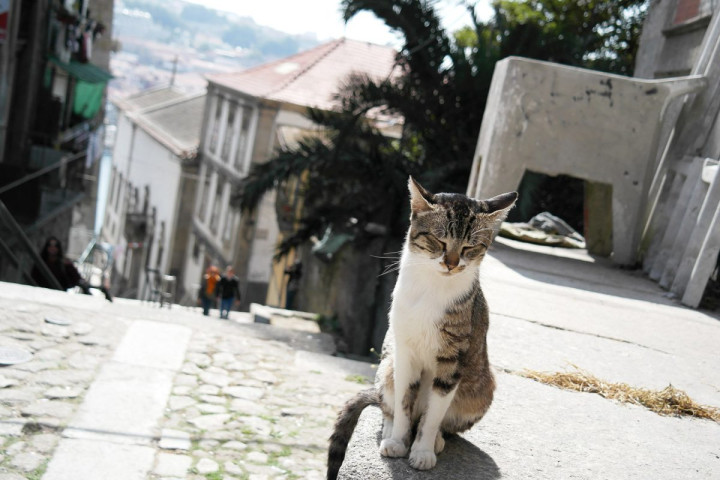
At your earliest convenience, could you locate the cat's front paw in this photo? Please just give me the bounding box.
[409,448,437,470]
[379,438,408,458]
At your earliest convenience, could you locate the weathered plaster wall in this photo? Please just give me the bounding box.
[468,57,702,265]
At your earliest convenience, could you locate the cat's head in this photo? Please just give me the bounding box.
[406,177,517,276]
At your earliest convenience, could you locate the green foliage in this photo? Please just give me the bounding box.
[345,374,372,384]
[492,0,649,75]
[239,0,649,258]
[238,101,412,256]
[315,313,341,333]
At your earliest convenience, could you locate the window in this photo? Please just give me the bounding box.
[209,180,223,234]
[198,170,212,221]
[208,97,222,155]
[222,208,236,243]
[192,238,200,260]
[131,186,139,213]
[235,105,254,173]
[673,0,712,24]
[155,221,166,269]
[221,103,236,162]
[115,173,124,211]
[108,168,117,210]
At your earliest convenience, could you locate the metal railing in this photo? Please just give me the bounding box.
[0,150,87,288]
[0,199,62,289]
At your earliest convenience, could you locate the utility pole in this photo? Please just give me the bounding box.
[170,55,178,87]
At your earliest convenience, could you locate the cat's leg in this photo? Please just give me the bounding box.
[408,384,457,470]
[434,431,445,454]
[382,416,393,439]
[379,351,418,458]
[378,358,396,440]
[380,390,394,439]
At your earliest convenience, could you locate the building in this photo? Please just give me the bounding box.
[103,87,203,300]
[0,0,114,285]
[183,38,398,310]
[634,0,720,307]
[468,0,720,308]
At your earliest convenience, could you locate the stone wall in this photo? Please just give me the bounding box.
[297,237,390,356]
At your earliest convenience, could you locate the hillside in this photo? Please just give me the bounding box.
[110,0,323,97]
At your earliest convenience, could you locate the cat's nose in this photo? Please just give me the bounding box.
[444,252,459,271]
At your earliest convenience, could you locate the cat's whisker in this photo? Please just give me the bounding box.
[378,259,432,277]
[378,268,400,277]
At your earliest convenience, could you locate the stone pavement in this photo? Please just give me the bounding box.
[2,237,720,480]
[338,237,720,479]
[0,282,373,480]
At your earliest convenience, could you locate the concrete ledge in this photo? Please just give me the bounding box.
[338,407,500,480]
[250,303,320,332]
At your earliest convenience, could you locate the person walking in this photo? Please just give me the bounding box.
[198,265,220,316]
[217,266,241,319]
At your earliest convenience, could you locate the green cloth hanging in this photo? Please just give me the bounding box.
[47,56,113,119]
[73,80,105,119]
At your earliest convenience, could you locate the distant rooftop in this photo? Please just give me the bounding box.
[114,87,205,159]
[206,38,399,111]
[112,86,188,112]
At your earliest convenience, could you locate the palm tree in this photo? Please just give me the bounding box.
[239,0,498,256]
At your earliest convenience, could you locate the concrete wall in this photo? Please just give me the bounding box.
[297,237,388,356]
[467,56,703,265]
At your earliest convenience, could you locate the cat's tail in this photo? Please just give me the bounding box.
[327,387,380,480]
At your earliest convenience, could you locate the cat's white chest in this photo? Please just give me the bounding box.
[390,266,475,356]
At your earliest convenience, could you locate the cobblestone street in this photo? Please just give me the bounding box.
[0,283,372,480]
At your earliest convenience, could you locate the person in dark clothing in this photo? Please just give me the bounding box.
[31,236,90,293]
[284,260,302,310]
[217,265,241,319]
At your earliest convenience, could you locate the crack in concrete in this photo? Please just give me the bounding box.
[493,312,672,355]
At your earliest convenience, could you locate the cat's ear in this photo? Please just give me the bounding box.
[408,176,434,214]
[481,191,518,223]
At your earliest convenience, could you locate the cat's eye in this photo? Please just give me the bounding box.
[428,235,446,251]
[417,232,445,252]
[462,243,487,258]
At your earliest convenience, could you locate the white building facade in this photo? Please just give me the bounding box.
[103,88,203,300]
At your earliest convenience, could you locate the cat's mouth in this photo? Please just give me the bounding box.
[440,265,466,276]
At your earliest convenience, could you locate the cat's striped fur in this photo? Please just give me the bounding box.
[327,177,517,478]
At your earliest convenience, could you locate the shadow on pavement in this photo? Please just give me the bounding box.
[372,429,501,480]
[487,237,677,305]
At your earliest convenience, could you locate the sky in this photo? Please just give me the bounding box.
[184,0,493,47]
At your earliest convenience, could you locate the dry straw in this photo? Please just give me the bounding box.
[519,367,720,422]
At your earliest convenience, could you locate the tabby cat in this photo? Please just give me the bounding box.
[327,177,517,479]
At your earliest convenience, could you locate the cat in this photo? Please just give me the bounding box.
[327,177,517,479]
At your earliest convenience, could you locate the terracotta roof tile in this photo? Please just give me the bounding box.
[206,38,398,111]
